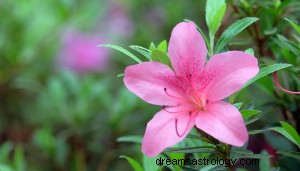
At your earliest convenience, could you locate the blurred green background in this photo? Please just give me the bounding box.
[0,0,300,170]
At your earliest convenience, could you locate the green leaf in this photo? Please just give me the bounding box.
[151,50,171,67]
[120,155,143,171]
[231,149,272,159]
[117,73,125,77]
[99,44,142,63]
[129,45,152,60]
[248,129,268,135]
[277,151,300,161]
[241,110,261,119]
[259,150,271,171]
[180,166,198,171]
[117,135,142,144]
[233,102,243,110]
[242,63,293,90]
[245,117,260,125]
[165,146,215,153]
[215,17,258,53]
[149,42,156,51]
[143,155,160,171]
[279,121,300,148]
[269,127,300,148]
[157,40,167,53]
[285,18,300,35]
[13,146,26,171]
[245,48,254,55]
[206,0,226,35]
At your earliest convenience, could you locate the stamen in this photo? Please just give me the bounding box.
[164,88,185,100]
[175,112,192,137]
[273,71,300,94]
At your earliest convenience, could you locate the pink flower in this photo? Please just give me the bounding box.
[124,22,259,157]
[58,31,110,73]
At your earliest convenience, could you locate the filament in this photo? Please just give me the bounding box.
[175,112,192,137]
[164,88,185,101]
[273,71,300,94]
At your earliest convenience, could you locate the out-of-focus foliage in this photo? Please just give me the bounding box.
[1,0,300,170]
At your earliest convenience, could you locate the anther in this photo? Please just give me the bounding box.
[189,74,192,77]
[274,71,300,94]
[175,112,192,137]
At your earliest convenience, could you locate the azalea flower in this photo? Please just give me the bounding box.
[124,22,259,157]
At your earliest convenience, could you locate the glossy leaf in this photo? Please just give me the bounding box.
[166,146,215,153]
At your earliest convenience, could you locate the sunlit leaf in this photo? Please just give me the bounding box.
[233,102,243,110]
[241,110,261,119]
[157,40,167,53]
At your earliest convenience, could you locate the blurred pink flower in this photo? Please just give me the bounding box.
[58,31,110,73]
[124,22,259,157]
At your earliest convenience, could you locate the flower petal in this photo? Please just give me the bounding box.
[124,61,184,106]
[142,109,194,157]
[205,51,259,101]
[168,22,207,77]
[195,101,248,146]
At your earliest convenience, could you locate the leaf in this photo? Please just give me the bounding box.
[117,135,142,144]
[206,0,226,36]
[231,149,272,159]
[129,45,152,60]
[143,155,161,171]
[117,73,125,77]
[165,146,215,153]
[279,121,300,148]
[233,102,243,110]
[269,127,300,148]
[149,42,156,51]
[245,117,260,125]
[151,50,171,67]
[277,151,300,161]
[259,150,271,171]
[180,166,198,171]
[242,63,293,90]
[13,146,26,171]
[285,18,300,35]
[120,155,143,171]
[157,40,167,53]
[245,48,254,55]
[99,44,142,63]
[215,17,259,53]
[241,110,261,119]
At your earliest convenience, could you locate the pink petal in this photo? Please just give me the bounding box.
[168,22,207,77]
[205,51,259,101]
[142,109,195,157]
[195,101,248,146]
[124,61,184,106]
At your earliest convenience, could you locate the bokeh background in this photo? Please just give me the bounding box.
[0,0,300,170]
